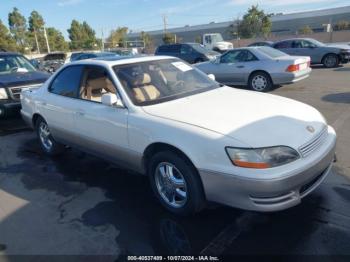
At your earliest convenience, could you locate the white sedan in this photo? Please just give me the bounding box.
[21,56,336,215]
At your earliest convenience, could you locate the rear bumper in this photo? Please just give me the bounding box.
[272,68,312,85]
[199,127,336,212]
[0,101,21,118]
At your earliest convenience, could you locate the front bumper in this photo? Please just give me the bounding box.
[340,53,350,63]
[199,126,336,212]
[0,101,21,118]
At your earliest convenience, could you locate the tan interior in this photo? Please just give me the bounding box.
[81,76,116,103]
[132,73,161,102]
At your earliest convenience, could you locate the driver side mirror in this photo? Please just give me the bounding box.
[213,57,220,64]
[102,93,124,108]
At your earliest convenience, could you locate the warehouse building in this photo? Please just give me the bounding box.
[128,5,350,45]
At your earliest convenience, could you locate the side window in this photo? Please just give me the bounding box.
[245,51,258,62]
[80,66,116,103]
[220,50,241,63]
[292,40,302,48]
[49,65,83,98]
[274,41,291,49]
[181,45,192,54]
[301,40,316,48]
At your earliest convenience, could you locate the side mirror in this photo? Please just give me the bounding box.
[102,93,124,107]
[214,57,220,64]
[208,74,215,81]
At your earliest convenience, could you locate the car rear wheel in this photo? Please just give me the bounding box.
[322,54,339,68]
[148,151,205,216]
[35,117,65,156]
[248,72,272,92]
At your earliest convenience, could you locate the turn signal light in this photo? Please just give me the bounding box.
[286,64,299,72]
[232,160,271,169]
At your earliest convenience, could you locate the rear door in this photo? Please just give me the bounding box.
[40,65,84,143]
[274,40,294,55]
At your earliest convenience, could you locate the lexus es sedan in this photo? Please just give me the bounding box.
[21,56,336,216]
[194,46,311,92]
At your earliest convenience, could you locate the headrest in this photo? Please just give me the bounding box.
[87,77,107,91]
[140,73,151,85]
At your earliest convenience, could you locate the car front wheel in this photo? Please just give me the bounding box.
[148,151,205,216]
[35,117,65,156]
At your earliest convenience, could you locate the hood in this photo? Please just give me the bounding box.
[326,44,350,50]
[142,86,326,149]
[0,71,50,88]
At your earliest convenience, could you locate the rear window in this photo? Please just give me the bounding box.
[258,46,288,58]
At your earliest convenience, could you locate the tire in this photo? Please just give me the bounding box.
[248,71,272,92]
[148,151,205,216]
[35,117,65,156]
[322,54,339,68]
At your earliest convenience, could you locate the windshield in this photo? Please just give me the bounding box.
[113,58,220,106]
[190,43,209,53]
[257,46,288,58]
[212,34,223,42]
[0,55,36,75]
[308,39,325,47]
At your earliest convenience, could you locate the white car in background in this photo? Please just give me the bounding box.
[21,56,336,215]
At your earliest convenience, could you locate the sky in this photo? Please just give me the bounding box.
[1,0,350,39]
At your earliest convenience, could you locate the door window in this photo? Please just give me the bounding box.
[220,50,256,63]
[79,66,116,103]
[49,65,83,98]
[274,41,292,49]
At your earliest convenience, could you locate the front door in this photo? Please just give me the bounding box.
[72,65,129,164]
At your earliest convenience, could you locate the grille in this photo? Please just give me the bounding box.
[9,84,42,101]
[299,127,327,157]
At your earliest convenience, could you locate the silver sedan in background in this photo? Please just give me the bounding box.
[194,47,311,92]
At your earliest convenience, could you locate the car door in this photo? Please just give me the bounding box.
[297,40,321,63]
[40,65,84,143]
[211,50,248,85]
[71,65,129,164]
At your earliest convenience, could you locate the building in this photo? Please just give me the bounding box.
[128,5,350,45]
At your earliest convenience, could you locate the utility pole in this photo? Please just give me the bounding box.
[43,27,51,53]
[162,14,168,34]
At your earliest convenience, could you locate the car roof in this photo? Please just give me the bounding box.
[0,52,21,56]
[275,37,314,43]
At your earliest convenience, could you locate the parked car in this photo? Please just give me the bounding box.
[155,43,220,64]
[201,33,233,53]
[39,52,67,73]
[273,38,350,68]
[0,52,49,118]
[72,52,119,61]
[21,56,336,216]
[248,41,274,47]
[194,46,311,92]
[68,52,85,63]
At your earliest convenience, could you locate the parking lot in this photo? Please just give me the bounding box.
[0,64,350,259]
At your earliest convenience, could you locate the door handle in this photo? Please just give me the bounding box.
[236,65,245,68]
[76,111,85,116]
[39,101,47,106]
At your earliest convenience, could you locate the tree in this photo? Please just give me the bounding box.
[162,32,175,44]
[68,20,97,50]
[334,20,350,31]
[298,25,313,35]
[0,19,18,51]
[8,8,28,51]
[107,27,128,48]
[28,10,45,53]
[237,5,272,39]
[46,27,68,52]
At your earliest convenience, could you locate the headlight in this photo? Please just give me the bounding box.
[0,88,8,99]
[226,146,300,169]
